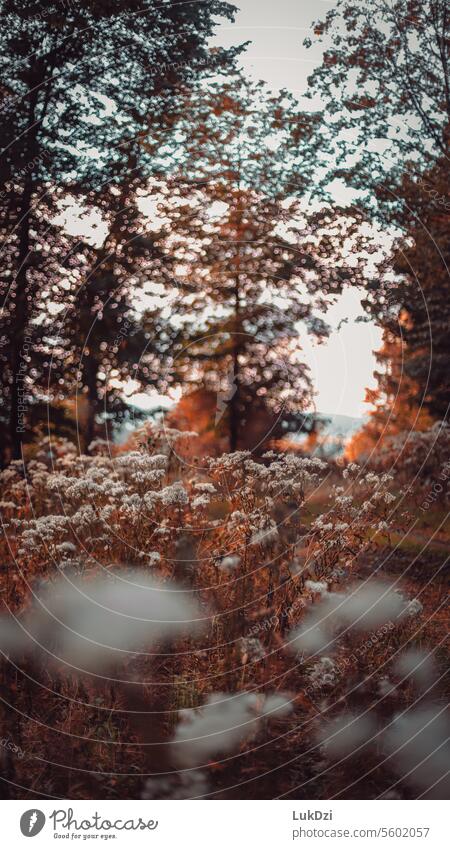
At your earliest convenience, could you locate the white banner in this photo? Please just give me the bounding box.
[0,800,445,849]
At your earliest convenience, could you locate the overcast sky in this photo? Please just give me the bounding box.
[211,0,383,419]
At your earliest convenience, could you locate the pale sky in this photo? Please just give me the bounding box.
[211,0,383,419]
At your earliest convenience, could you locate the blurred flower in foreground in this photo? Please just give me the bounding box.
[172,691,293,768]
[142,769,210,800]
[287,580,420,658]
[392,647,440,693]
[0,568,203,676]
[383,706,450,799]
[318,711,377,759]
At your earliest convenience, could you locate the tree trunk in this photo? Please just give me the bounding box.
[84,357,99,452]
[9,153,36,460]
[229,186,243,452]
[229,342,240,452]
[8,48,58,462]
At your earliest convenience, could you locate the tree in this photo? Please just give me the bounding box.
[304,0,450,210]
[147,75,360,451]
[54,146,179,450]
[346,329,433,461]
[304,0,450,442]
[389,157,450,420]
[359,153,450,431]
[0,0,241,461]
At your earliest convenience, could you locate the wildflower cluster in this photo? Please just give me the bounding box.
[0,431,442,800]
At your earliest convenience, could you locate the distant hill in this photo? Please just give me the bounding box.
[115,404,365,452]
[309,412,365,457]
[318,413,364,439]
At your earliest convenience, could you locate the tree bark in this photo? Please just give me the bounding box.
[9,88,39,460]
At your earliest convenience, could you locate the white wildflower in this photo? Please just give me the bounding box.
[55,542,77,557]
[240,637,265,663]
[193,483,216,494]
[250,521,278,547]
[309,656,338,688]
[305,580,328,596]
[159,482,189,508]
[399,598,423,619]
[191,495,211,510]
[219,555,241,572]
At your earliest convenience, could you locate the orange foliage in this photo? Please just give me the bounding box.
[347,330,433,462]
